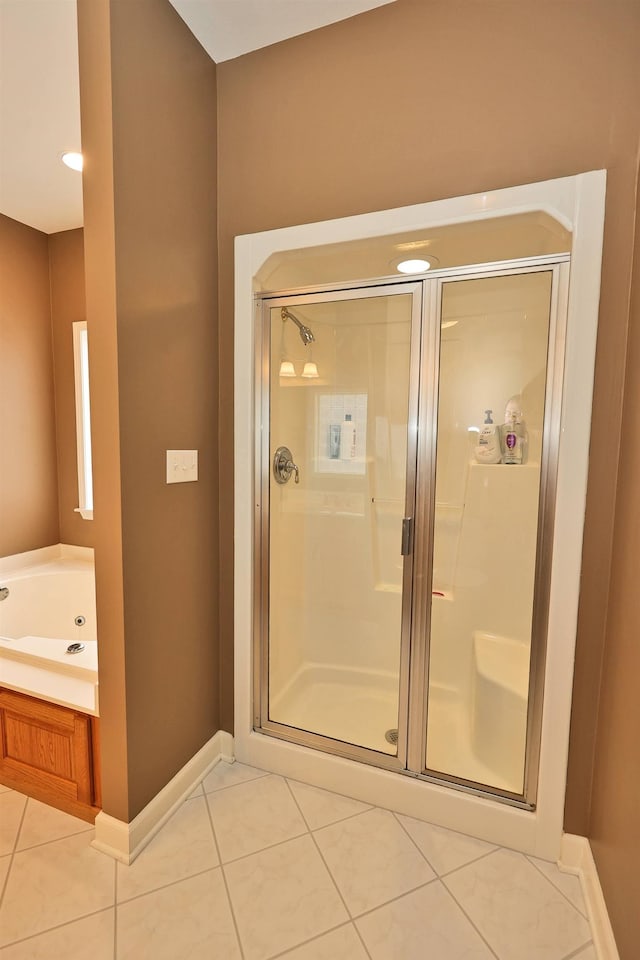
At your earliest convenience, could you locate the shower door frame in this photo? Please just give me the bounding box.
[407,259,570,808]
[254,282,425,773]
[254,253,570,808]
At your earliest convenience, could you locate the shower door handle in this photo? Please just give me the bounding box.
[401,517,414,556]
[273,446,300,485]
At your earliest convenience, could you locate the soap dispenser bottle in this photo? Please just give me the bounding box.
[474,410,502,464]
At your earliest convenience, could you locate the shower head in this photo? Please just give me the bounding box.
[281,307,315,346]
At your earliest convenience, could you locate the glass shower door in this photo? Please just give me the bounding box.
[261,285,420,764]
[423,269,555,799]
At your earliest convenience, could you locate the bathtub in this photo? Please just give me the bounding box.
[0,545,98,715]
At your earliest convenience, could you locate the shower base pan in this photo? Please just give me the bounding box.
[269,662,524,794]
[269,662,399,756]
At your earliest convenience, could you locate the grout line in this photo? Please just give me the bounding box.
[266,922,362,960]
[308,806,375,832]
[349,877,438,923]
[204,792,246,960]
[561,941,595,960]
[0,792,29,911]
[11,825,94,856]
[438,846,501,880]
[391,810,439,875]
[114,865,223,908]
[285,776,374,811]
[526,855,589,919]
[11,794,30,853]
[283,780,373,960]
[285,779,374,833]
[440,880,501,960]
[113,859,118,960]
[201,770,269,799]
[0,907,114,951]
[213,830,309,868]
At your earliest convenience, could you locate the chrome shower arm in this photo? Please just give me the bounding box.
[281,307,315,345]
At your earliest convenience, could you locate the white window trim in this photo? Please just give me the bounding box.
[72,321,94,520]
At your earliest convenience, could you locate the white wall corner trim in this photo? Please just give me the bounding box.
[560,833,620,960]
[92,730,234,864]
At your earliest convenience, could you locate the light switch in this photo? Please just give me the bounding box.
[166,450,198,483]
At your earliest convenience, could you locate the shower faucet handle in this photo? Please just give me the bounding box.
[273,446,300,485]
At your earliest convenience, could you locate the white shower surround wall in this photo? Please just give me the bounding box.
[234,172,606,860]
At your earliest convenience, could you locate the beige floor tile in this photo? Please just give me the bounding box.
[207,774,307,862]
[202,760,267,794]
[528,856,587,915]
[224,834,348,960]
[0,832,115,946]
[278,923,369,959]
[396,813,496,875]
[0,909,114,960]
[187,782,204,799]
[117,796,218,903]
[287,779,372,830]
[16,798,92,851]
[444,848,592,960]
[117,868,241,960]
[0,785,14,795]
[357,881,494,959]
[314,807,435,916]
[0,793,26,857]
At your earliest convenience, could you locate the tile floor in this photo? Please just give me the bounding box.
[0,764,596,959]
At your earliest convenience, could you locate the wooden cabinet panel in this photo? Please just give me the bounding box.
[0,688,100,822]
[5,715,74,779]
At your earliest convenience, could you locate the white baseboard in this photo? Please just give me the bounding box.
[92,730,234,864]
[560,833,620,960]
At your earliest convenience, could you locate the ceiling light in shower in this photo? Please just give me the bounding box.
[441,320,459,329]
[301,361,319,379]
[396,257,435,274]
[279,360,296,378]
[61,152,83,171]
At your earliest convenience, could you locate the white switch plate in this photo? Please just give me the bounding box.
[166,450,198,483]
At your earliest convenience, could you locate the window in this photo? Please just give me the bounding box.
[72,321,93,519]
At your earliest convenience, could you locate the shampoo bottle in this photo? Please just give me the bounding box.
[502,413,522,464]
[474,410,502,464]
[501,396,528,464]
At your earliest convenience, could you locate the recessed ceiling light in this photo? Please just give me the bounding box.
[61,152,83,172]
[394,255,439,274]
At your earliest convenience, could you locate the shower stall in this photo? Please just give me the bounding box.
[236,175,605,855]
[255,258,564,808]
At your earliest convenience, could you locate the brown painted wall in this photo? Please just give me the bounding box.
[49,228,94,549]
[216,0,640,838]
[0,215,59,558]
[587,162,640,959]
[78,0,219,820]
[77,0,129,820]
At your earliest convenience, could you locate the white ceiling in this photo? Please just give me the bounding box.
[0,0,395,235]
[169,0,395,64]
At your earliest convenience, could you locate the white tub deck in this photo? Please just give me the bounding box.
[0,545,99,715]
